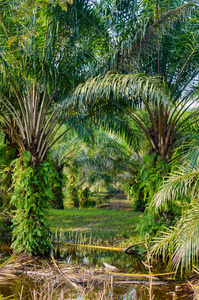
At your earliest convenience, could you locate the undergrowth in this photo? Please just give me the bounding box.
[48,208,142,247]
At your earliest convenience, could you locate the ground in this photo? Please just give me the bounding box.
[48,197,142,248]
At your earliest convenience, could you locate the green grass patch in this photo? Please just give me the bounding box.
[48,208,142,247]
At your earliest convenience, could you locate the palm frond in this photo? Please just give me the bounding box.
[71,72,169,106]
[152,165,199,210]
[151,204,199,275]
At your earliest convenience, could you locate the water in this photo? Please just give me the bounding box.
[53,244,194,300]
[54,244,147,272]
[0,242,195,299]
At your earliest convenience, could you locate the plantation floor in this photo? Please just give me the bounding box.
[48,201,142,248]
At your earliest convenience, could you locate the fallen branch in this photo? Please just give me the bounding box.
[51,254,83,292]
[0,254,16,271]
[114,280,166,285]
[106,271,175,277]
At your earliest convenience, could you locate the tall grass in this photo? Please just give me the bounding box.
[48,208,142,247]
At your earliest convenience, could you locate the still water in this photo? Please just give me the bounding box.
[0,242,195,299]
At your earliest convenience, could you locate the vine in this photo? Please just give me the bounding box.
[10,151,56,255]
[131,153,169,212]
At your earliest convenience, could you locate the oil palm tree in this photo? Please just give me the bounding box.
[67,0,199,219]
[67,130,140,196]
[71,0,199,162]
[50,127,140,207]
[150,136,199,275]
[0,0,110,254]
[72,71,199,162]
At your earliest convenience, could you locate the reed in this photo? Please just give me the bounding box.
[48,208,141,248]
[142,234,154,300]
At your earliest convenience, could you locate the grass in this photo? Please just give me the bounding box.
[47,206,142,248]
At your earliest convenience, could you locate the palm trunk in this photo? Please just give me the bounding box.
[11,154,53,255]
[51,164,64,209]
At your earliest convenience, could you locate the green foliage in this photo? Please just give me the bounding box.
[80,187,90,199]
[70,130,140,194]
[50,163,65,210]
[131,153,169,212]
[0,0,109,254]
[51,180,65,209]
[0,0,198,263]
[79,188,96,208]
[65,169,80,207]
[10,152,55,255]
[137,202,181,239]
[71,0,199,162]
[68,185,79,208]
[48,207,141,247]
[0,295,14,300]
[79,187,94,207]
[131,153,179,238]
[151,137,199,274]
[151,204,199,276]
[0,132,18,210]
[80,200,96,208]
[0,148,11,208]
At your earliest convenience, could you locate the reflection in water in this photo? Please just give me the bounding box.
[118,287,136,300]
[54,243,147,273]
[53,244,194,300]
[0,242,195,300]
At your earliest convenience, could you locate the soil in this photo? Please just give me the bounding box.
[98,201,132,211]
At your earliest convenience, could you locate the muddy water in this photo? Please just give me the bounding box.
[54,244,151,273]
[53,244,194,299]
[0,242,195,299]
[0,280,193,300]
